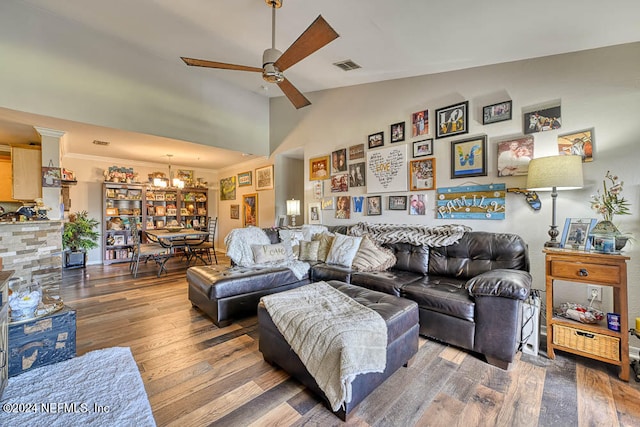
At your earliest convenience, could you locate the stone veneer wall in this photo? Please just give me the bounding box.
[0,220,63,295]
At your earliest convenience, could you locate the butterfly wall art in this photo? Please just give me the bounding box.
[450,135,487,179]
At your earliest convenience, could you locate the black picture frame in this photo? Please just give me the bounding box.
[482,100,512,125]
[450,135,487,179]
[390,122,405,143]
[368,131,384,149]
[413,138,433,158]
[435,101,469,139]
[366,195,382,215]
[523,104,562,134]
[388,195,407,211]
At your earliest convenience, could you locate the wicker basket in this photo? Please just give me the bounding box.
[553,324,620,361]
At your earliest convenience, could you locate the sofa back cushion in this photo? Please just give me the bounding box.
[428,231,529,279]
[384,242,430,275]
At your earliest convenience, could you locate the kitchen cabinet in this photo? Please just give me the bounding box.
[12,146,41,200]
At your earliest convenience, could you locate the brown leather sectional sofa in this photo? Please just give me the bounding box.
[187,226,532,369]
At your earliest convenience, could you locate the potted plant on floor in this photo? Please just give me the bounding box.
[62,210,100,268]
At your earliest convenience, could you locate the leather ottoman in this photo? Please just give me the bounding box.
[258,280,419,421]
[187,264,309,327]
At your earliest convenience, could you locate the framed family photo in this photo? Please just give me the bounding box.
[368,131,384,149]
[309,155,330,181]
[255,165,274,190]
[390,121,405,143]
[436,101,468,139]
[451,135,487,179]
[411,110,429,137]
[483,100,512,125]
[308,202,322,224]
[409,158,436,191]
[524,104,561,134]
[331,148,348,174]
[497,135,534,177]
[413,138,433,158]
[561,217,597,251]
[388,195,407,211]
[366,196,382,216]
[558,128,594,162]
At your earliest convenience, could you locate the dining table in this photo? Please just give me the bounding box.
[144,228,209,276]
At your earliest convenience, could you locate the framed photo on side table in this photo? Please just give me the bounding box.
[435,101,468,139]
[561,218,597,251]
[451,135,487,179]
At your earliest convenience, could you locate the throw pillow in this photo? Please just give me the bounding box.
[278,229,295,260]
[298,240,320,262]
[325,234,363,268]
[312,232,335,262]
[351,234,397,272]
[251,243,287,264]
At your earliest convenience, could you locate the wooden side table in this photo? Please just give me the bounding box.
[544,248,630,381]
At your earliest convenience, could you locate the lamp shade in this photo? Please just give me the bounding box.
[286,199,300,216]
[526,155,584,191]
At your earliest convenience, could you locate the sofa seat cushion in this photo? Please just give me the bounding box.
[350,269,422,297]
[402,276,475,322]
[187,265,308,300]
[310,263,352,283]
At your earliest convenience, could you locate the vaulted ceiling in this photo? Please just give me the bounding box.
[2,0,639,168]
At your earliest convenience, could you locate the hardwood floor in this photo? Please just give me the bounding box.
[59,256,640,426]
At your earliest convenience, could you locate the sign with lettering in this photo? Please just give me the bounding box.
[366,145,408,193]
[436,183,506,220]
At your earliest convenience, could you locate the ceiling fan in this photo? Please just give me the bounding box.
[181,0,339,109]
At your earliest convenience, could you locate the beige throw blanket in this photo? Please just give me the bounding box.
[261,282,387,411]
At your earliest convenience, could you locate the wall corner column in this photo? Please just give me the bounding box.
[35,127,65,220]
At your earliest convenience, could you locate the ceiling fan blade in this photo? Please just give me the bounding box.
[277,78,311,109]
[274,15,339,72]
[181,57,262,73]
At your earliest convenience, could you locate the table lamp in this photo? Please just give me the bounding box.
[286,199,300,227]
[526,155,583,247]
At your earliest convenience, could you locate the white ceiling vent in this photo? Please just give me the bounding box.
[333,59,361,71]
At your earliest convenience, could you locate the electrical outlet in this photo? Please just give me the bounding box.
[587,285,602,302]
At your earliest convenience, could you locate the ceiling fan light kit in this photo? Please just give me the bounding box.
[181,0,339,109]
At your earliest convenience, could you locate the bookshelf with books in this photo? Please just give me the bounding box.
[103,182,143,264]
[145,188,179,230]
[179,188,208,229]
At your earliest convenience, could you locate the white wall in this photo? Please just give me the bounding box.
[0,0,270,157]
[270,43,640,349]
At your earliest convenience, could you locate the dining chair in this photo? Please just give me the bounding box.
[129,224,169,278]
[188,217,218,265]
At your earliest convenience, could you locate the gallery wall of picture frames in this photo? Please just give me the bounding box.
[304,97,590,220]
